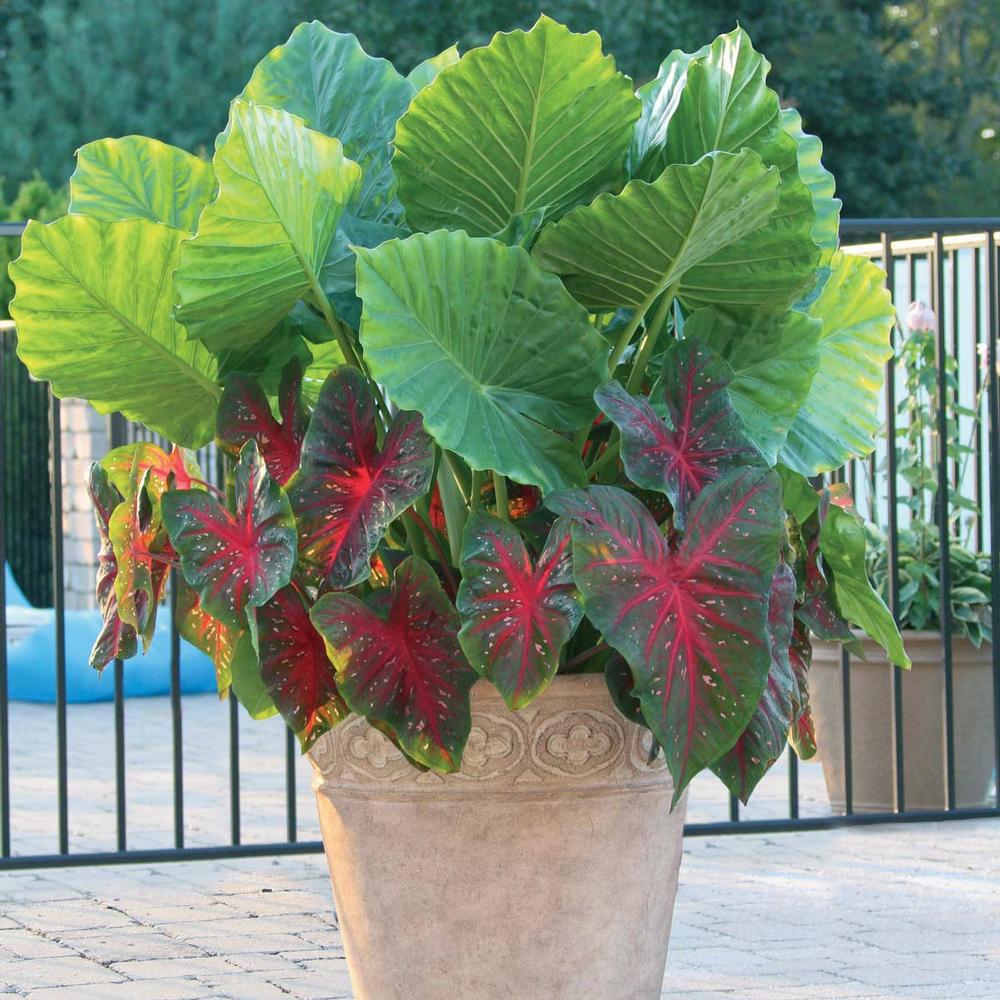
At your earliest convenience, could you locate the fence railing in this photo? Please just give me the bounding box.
[0,218,998,870]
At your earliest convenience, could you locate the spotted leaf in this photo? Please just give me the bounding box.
[288,367,434,590]
[176,580,243,697]
[100,442,200,501]
[457,514,581,709]
[161,441,296,631]
[86,463,138,669]
[595,339,764,527]
[711,561,797,801]
[548,469,783,797]
[787,618,817,759]
[311,557,477,773]
[216,359,307,486]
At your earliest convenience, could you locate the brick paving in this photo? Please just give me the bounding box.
[0,820,995,998]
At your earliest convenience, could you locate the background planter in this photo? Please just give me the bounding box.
[309,673,687,1000]
[811,632,996,812]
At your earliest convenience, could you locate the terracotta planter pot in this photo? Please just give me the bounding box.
[309,673,687,1000]
[810,632,996,812]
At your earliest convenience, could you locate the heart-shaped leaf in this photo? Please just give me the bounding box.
[684,307,822,465]
[779,252,895,475]
[9,216,220,448]
[86,463,138,670]
[457,514,581,709]
[176,581,241,697]
[595,339,765,527]
[258,584,348,750]
[407,44,460,91]
[109,467,170,648]
[788,619,817,759]
[217,360,307,486]
[532,149,811,317]
[100,443,201,500]
[711,561,797,802]
[288,366,435,590]
[69,136,214,232]
[241,21,414,226]
[356,230,609,492]
[174,100,361,353]
[393,15,639,236]
[161,442,297,631]
[548,469,783,795]
[311,557,478,773]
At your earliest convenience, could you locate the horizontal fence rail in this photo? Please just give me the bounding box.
[0,218,998,870]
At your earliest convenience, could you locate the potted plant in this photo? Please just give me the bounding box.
[9,18,906,999]
[809,306,994,812]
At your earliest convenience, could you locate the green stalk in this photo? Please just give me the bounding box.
[437,450,468,565]
[493,471,509,521]
[625,286,675,394]
[470,469,485,510]
[403,512,430,561]
[607,302,650,374]
[587,438,621,479]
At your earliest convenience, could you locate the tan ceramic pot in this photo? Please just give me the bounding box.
[309,673,687,1000]
[811,632,996,812]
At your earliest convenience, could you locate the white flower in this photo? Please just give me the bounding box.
[907,300,936,333]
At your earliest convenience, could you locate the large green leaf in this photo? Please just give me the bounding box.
[393,15,639,236]
[628,28,819,309]
[407,45,460,91]
[9,216,220,448]
[819,500,909,668]
[174,100,361,353]
[532,149,786,313]
[240,21,414,226]
[779,252,895,475]
[69,136,214,232]
[685,306,822,464]
[356,230,608,492]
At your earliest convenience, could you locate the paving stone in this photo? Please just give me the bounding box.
[0,955,126,989]
[108,956,235,980]
[25,979,216,1000]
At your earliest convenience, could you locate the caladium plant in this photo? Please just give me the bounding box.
[10,17,907,802]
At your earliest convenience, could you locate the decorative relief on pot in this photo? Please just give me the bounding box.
[629,726,668,773]
[461,714,526,778]
[531,710,624,776]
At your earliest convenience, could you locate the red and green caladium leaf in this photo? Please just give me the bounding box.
[548,468,783,796]
[711,561,797,802]
[176,580,242,697]
[100,442,200,499]
[311,556,478,772]
[86,463,138,669]
[788,618,817,759]
[257,583,348,749]
[288,366,434,590]
[216,359,307,486]
[595,338,765,527]
[456,513,581,709]
[161,441,297,631]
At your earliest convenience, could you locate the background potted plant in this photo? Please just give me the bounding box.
[810,304,994,812]
[9,17,905,999]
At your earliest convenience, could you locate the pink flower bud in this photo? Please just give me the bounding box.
[907,300,936,333]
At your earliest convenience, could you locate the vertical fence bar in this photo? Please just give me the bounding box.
[950,247,962,512]
[285,726,297,843]
[229,691,241,846]
[933,233,957,811]
[882,232,906,813]
[0,332,9,857]
[973,246,985,552]
[788,751,799,820]
[728,794,739,823]
[109,414,127,851]
[169,575,184,849]
[984,232,1000,809]
[49,394,69,853]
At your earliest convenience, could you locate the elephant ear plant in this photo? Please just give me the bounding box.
[9,17,908,803]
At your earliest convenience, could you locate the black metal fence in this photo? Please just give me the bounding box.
[0,218,997,871]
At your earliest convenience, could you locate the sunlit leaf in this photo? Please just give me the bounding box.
[407,44,460,90]
[176,580,241,696]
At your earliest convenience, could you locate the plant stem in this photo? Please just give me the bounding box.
[587,438,621,479]
[470,469,485,510]
[403,514,430,562]
[493,471,509,521]
[626,286,675,394]
[437,451,468,565]
[407,509,458,597]
[561,642,606,672]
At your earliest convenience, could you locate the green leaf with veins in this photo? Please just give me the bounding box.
[174,100,361,353]
[356,230,609,492]
[393,15,639,236]
[407,44,460,91]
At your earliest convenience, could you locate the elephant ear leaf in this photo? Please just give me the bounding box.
[457,514,581,709]
[174,100,361,353]
[595,339,765,527]
[393,14,639,236]
[258,584,348,750]
[407,44,460,91]
[711,561,797,802]
[548,470,783,798]
[162,441,297,631]
[356,230,608,492]
[779,252,895,475]
[69,135,214,232]
[288,366,435,590]
[86,463,138,670]
[311,557,478,773]
[9,216,220,448]
[176,581,243,698]
[217,360,308,486]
